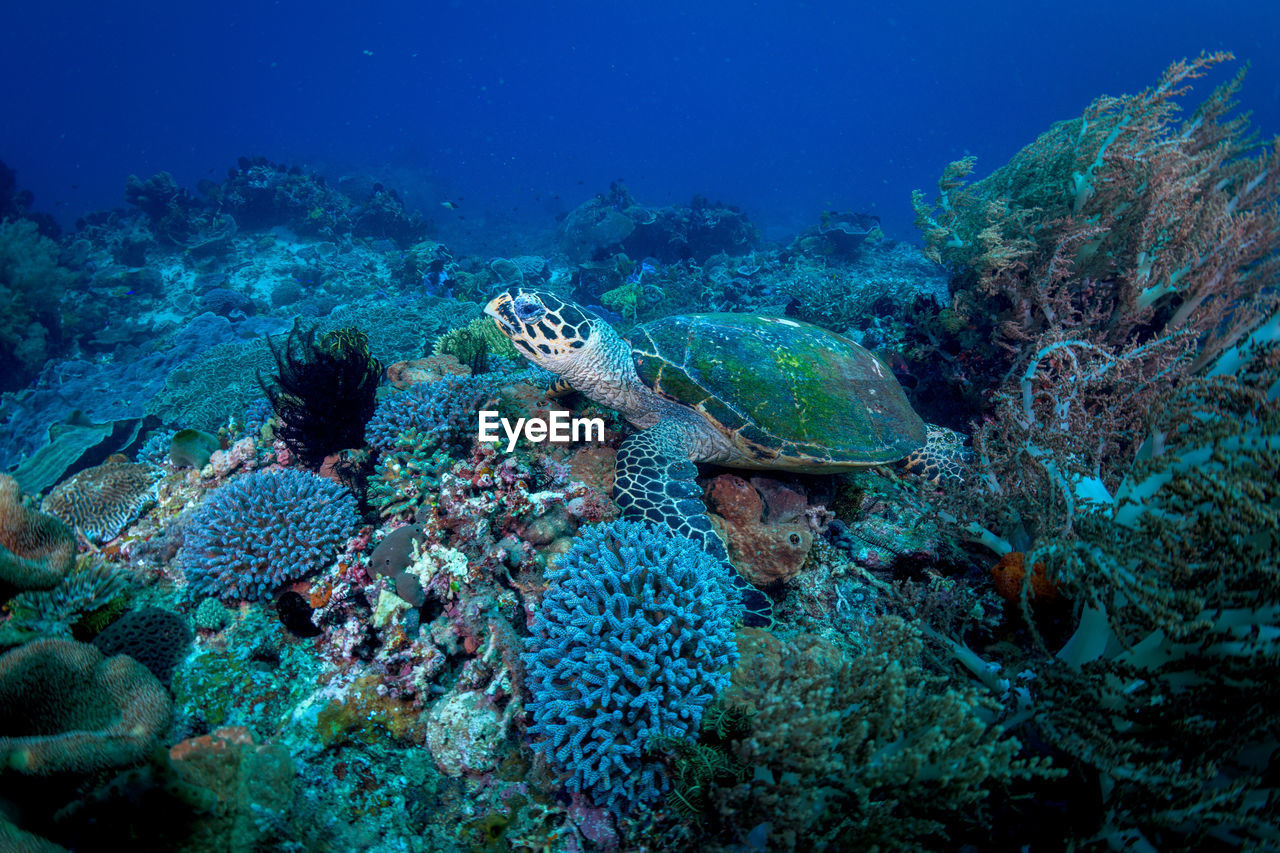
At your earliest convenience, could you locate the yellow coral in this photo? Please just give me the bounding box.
[433,316,518,368]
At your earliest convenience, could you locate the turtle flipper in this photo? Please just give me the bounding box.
[614,420,773,627]
[901,423,970,486]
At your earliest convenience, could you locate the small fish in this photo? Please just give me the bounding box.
[441,201,458,210]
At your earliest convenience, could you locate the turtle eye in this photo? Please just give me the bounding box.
[513,296,546,323]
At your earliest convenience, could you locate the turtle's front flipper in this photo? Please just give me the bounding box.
[901,423,970,486]
[614,420,773,626]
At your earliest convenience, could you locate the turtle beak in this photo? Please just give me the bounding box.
[485,294,519,336]
[483,294,510,323]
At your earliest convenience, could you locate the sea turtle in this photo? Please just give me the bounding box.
[484,287,961,625]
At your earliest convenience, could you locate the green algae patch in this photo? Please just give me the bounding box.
[173,609,323,735]
[315,673,426,747]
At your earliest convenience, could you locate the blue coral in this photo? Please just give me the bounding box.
[365,374,503,454]
[179,470,357,602]
[136,430,177,466]
[522,520,741,808]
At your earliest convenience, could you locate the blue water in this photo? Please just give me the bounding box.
[4,0,1277,244]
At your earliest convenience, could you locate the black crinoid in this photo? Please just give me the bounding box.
[258,322,382,470]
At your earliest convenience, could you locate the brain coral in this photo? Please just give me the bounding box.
[179,469,358,602]
[41,457,161,545]
[522,520,740,808]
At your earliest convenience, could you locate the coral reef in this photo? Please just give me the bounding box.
[4,312,279,478]
[40,456,161,544]
[523,520,741,808]
[0,53,1271,848]
[0,218,76,392]
[173,607,324,734]
[559,183,759,263]
[0,474,76,594]
[178,469,358,602]
[0,637,173,775]
[125,171,204,244]
[1008,357,1280,848]
[790,210,883,258]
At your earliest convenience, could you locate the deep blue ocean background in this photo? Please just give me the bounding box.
[4,0,1278,248]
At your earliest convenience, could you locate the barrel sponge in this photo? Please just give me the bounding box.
[0,474,75,593]
[521,520,740,808]
[0,638,172,775]
[179,469,358,602]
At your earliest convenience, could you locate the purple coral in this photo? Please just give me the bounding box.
[522,520,740,808]
[365,374,502,454]
[179,469,358,602]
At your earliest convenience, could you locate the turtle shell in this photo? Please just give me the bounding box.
[628,314,925,468]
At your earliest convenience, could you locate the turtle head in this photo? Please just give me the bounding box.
[484,288,600,372]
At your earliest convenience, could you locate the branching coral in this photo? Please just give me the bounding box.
[179,469,358,602]
[365,374,504,455]
[368,432,453,519]
[522,520,741,808]
[999,352,1280,850]
[709,621,1052,851]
